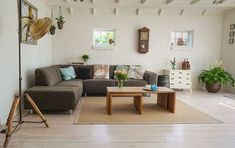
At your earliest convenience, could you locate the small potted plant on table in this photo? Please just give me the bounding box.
[198,61,235,93]
[114,69,128,88]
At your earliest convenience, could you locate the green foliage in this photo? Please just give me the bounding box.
[198,66,235,87]
[56,16,65,23]
[81,55,89,62]
[114,70,128,81]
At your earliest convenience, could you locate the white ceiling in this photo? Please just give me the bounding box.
[44,0,235,17]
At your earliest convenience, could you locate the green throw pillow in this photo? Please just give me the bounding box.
[60,66,77,80]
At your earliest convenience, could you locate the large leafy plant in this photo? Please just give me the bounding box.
[198,61,235,87]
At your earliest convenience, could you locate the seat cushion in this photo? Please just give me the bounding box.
[83,79,115,95]
[24,86,81,110]
[55,79,83,88]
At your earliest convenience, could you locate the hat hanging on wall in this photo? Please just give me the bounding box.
[30,17,52,40]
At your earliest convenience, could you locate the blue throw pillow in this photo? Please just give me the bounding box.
[60,66,77,80]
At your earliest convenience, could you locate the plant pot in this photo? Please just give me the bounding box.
[50,26,56,35]
[57,22,64,29]
[205,83,221,93]
[83,59,88,63]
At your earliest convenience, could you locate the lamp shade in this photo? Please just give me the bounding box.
[30,17,52,40]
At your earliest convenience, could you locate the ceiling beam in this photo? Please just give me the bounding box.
[136,8,141,16]
[180,9,184,16]
[91,8,96,15]
[114,8,118,15]
[115,0,120,4]
[46,2,235,9]
[67,8,74,15]
[201,9,207,16]
[166,0,174,5]
[158,9,162,16]
[141,0,147,4]
[190,0,201,5]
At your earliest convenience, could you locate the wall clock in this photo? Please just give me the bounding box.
[138,27,150,54]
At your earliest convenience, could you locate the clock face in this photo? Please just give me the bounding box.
[140,32,148,40]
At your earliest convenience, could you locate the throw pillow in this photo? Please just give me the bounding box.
[128,65,145,79]
[76,66,93,80]
[60,66,77,80]
[114,65,129,80]
[93,64,110,79]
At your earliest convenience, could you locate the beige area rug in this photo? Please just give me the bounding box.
[74,96,221,125]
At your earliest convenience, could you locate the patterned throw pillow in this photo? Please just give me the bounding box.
[93,64,110,79]
[128,65,145,79]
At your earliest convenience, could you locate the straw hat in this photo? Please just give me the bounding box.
[30,17,52,40]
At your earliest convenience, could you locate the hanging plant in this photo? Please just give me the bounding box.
[50,8,56,35]
[56,7,65,30]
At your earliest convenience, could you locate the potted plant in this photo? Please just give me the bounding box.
[114,69,128,88]
[81,55,89,63]
[198,61,235,93]
[56,16,65,29]
[50,25,56,35]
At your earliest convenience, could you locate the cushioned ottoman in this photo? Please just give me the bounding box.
[24,86,81,111]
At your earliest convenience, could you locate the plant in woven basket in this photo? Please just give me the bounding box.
[114,69,128,88]
[198,61,235,93]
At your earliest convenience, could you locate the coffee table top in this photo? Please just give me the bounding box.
[107,87,175,94]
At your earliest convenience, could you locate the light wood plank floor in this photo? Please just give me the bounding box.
[1,90,235,148]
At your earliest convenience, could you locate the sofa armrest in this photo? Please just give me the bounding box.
[144,71,157,85]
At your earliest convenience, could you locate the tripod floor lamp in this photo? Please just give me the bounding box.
[1,0,52,147]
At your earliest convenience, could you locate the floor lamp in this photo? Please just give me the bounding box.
[1,0,51,147]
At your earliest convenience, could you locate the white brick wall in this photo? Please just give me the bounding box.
[52,15,223,89]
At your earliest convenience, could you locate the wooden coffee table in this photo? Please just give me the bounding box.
[106,87,176,115]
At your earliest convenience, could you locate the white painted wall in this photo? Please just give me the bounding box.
[0,0,52,124]
[52,15,222,89]
[221,9,235,93]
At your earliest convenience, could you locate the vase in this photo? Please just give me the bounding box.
[206,82,221,93]
[118,80,124,88]
[57,22,64,29]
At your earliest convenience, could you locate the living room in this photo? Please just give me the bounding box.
[0,0,235,147]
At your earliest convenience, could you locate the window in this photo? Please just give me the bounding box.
[93,29,116,49]
[170,31,193,49]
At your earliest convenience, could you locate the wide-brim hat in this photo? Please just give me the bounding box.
[30,17,52,40]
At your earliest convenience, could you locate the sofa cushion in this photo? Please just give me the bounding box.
[35,66,62,86]
[83,79,115,95]
[128,65,145,79]
[55,79,83,89]
[93,64,109,79]
[76,66,93,79]
[24,86,81,110]
[60,66,77,80]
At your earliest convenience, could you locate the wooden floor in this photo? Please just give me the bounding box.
[1,90,235,148]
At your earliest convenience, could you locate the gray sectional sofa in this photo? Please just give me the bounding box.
[24,65,157,111]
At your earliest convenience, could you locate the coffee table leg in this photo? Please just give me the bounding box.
[157,93,168,108]
[133,95,142,115]
[167,93,176,113]
[106,93,112,115]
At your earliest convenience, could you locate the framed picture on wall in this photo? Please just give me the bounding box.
[229,31,235,37]
[21,0,38,45]
[229,38,234,44]
[230,24,235,30]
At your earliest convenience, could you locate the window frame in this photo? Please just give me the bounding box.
[92,29,116,50]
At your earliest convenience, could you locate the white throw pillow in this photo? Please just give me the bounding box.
[93,64,110,79]
[128,65,145,79]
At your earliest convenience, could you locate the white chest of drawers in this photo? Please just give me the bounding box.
[164,70,192,91]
